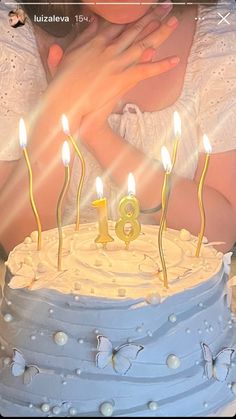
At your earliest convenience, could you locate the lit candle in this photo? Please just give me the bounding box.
[92,177,114,248]
[164,112,181,231]
[57,141,71,271]
[115,173,141,250]
[195,134,212,257]
[158,147,172,288]
[19,118,42,250]
[61,114,85,231]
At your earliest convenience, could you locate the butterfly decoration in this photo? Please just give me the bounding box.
[11,349,39,385]
[201,342,234,382]
[96,336,144,375]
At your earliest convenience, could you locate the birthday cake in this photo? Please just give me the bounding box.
[0,222,236,417]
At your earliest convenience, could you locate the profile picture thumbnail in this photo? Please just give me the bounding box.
[8,8,27,28]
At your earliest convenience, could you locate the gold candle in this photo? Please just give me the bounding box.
[158,147,172,289]
[57,141,71,271]
[92,176,114,248]
[164,112,181,231]
[61,114,85,232]
[19,118,42,250]
[195,134,212,257]
[115,173,141,250]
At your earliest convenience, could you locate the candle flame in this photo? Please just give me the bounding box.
[61,114,70,135]
[19,118,27,148]
[174,111,181,138]
[96,176,103,199]
[161,146,172,173]
[203,134,212,154]
[128,172,136,196]
[62,141,71,166]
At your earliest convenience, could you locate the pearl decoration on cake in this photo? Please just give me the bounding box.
[28,403,33,409]
[198,302,204,308]
[146,293,161,305]
[48,308,54,315]
[198,329,202,335]
[7,300,12,306]
[52,406,61,415]
[148,401,159,411]
[168,314,177,323]
[76,368,82,375]
[209,326,214,332]
[231,382,236,395]
[53,331,68,346]
[185,328,191,334]
[166,354,181,369]
[100,402,114,417]
[203,402,208,408]
[30,335,36,340]
[74,295,79,301]
[3,313,13,322]
[24,236,32,244]
[204,320,208,326]
[136,326,142,333]
[41,403,50,413]
[147,330,153,337]
[78,338,84,344]
[69,407,78,416]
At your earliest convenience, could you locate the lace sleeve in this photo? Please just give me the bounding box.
[198,5,236,153]
[0,2,47,161]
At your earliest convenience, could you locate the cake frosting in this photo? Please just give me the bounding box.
[0,222,236,417]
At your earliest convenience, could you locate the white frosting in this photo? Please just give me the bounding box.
[7,222,222,300]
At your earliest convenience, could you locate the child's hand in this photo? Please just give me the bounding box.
[48,4,178,118]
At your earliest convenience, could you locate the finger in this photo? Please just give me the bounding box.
[152,1,173,20]
[114,10,160,52]
[96,22,125,46]
[139,47,156,63]
[121,16,179,67]
[126,55,180,83]
[66,15,99,52]
[47,44,64,77]
[134,20,160,43]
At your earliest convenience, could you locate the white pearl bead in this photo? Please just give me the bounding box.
[69,407,78,416]
[231,382,236,395]
[28,403,33,408]
[198,302,204,308]
[78,338,84,344]
[74,295,79,301]
[203,402,208,408]
[146,293,161,305]
[76,369,82,375]
[41,403,50,413]
[198,329,202,335]
[185,328,191,334]
[52,406,61,415]
[48,309,54,315]
[168,314,177,323]
[147,330,153,337]
[53,331,68,346]
[166,354,181,369]
[7,301,12,306]
[4,314,13,322]
[100,402,114,417]
[30,335,36,341]
[148,401,159,411]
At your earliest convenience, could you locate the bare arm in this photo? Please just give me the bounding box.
[81,121,236,253]
[0,12,180,253]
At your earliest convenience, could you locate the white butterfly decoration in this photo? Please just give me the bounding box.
[201,342,234,382]
[11,349,39,385]
[96,336,143,375]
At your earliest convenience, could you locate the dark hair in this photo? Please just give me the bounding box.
[8,10,25,28]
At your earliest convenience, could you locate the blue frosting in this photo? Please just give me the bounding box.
[0,265,236,417]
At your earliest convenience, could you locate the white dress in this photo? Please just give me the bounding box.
[0,0,236,224]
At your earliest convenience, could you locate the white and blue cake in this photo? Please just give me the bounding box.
[0,222,236,417]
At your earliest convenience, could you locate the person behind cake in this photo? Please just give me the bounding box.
[0,0,235,254]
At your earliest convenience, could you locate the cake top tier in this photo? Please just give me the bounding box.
[6,222,223,300]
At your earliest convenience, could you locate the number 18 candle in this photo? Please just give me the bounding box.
[92,177,114,248]
[115,173,141,250]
